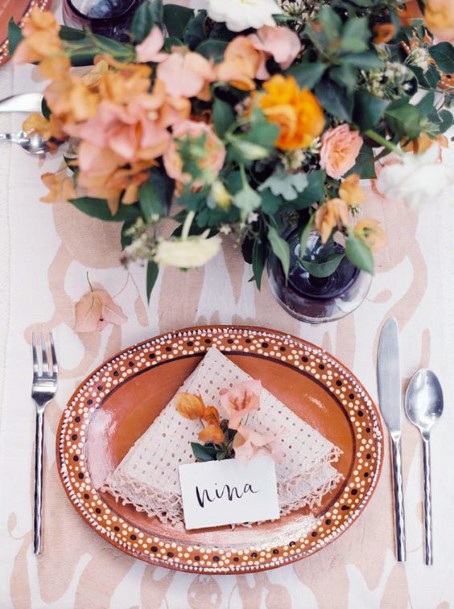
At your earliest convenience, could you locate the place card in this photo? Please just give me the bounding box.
[179,456,280,530]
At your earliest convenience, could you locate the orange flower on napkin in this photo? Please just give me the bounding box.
[176,393,206,419]
[219,380,262,430]
[74,288,127,333]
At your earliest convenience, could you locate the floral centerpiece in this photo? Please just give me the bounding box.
[9,0,454,299]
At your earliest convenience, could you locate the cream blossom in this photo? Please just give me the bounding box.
[376,145,454,208]
[154,232,222,268]
[201,0,282,32]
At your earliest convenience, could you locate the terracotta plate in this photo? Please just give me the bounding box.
[0,0,51,66]
[57,326,383,574]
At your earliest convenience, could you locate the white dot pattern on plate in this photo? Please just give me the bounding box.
[57,326,383,574]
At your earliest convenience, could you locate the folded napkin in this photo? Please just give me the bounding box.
[101,347,342,526]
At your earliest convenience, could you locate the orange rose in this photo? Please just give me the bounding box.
[257,75,325,151]
[314,198,350,243]
[320,124,363,179]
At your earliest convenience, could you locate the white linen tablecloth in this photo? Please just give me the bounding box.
[1,55,454,609]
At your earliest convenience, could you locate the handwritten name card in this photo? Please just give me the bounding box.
[179,456,280,530]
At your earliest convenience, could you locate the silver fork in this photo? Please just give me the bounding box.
[31,333,58,554]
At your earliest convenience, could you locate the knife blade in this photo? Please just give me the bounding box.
[377,317,406,562]
[0,93,43,113]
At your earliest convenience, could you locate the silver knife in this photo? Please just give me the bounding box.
[377,317,406,562]
[0,93,43,113]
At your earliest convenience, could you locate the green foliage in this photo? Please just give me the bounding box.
[184,10,207,49]
[345,236,374,274]
[131,0,163,43]
[8,19,23,55]
[251,232,269,290]
[429,42,454,74]
[196,40,227,63]
[139,168,174,221]
[191,442,218,462]
[267,226,290,278]
[70,197,140,222]
[163,4,194,39]
[300,254,345,278]
[353,91,389,131]
[286,62,327,89]
[259,171,308,202]
[385,99,422,139]
[295,170,326,207]
[212,98,236,137]
[347,144,376,179]
[315,80,353,122]
[146,260,159,302]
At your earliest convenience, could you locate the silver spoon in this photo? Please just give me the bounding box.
[405,369,443,565]
[0,131,48,155]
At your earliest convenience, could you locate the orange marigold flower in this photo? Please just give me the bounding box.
[176,392,206,420]
[41,171,77,203]
[198,423,225,444]
[13,8,62,65]
[257,75,325,150]
[373,23,396,44]
[339,174,366,207]
[353,219,387,252]
[314,198,350,243]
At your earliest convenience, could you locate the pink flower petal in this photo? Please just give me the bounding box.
[136,27,168,63]
[74,291,103,333]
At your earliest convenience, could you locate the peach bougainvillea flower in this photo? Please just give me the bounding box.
[157,48,215,100]
[135,26,168,63]
[176,392,206,419]
[216,37,262,91]
[319,124,363,179]
[257,74,325,150]
[249,26,302,79]
[339,174,366,207]
[424,0,454,38]
[13,8,62,65]
[75,288,127,333]
[163,120,226,187]
[219,380,262,430]
[314,198,350,243]
[41,171,76,203]
[233,424,283,462]
[353,219,387,252]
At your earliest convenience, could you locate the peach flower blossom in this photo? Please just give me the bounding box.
[41,171,76,203]
[176,393,206,419]
[424,0,454,38]
[157,49,215,100]
[233,424,283,462]
[198,423,224,444]
[353,219,387,252]
[219,380,262,430]
[319,124,363,179]
[163,120,226,187]
[13,8,62,65]
[216,37,261,91]
[314,198,350,243]
[74,288,127,333]
[135,27,168,63]
[339,174,366,207]
[249,26,301,79]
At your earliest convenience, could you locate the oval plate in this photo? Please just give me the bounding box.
[57,326,383,574]
[0,0,51,66]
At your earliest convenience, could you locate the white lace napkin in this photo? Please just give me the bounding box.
[101,347,342,525]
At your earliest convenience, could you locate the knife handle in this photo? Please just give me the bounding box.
[391,435,406,562]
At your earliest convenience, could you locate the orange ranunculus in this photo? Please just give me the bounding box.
[424,0,454,38]
[198,423,224,444]
[314,198,350,243]
[13,8,62,65]
[373,23,396,44]
[257,75,325,150]
[353,219,387,252]
[202,406,221,426]
[41,171,76,203]
[339,174,366,207]
[176,392,206,420]
[216,37,262,91]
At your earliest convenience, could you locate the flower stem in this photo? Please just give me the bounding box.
[365,130,404,157]
[181,210,196,240]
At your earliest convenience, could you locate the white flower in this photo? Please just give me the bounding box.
[199,0,282,32]
[247,212,259,223]
[376,145,453,209]
[154,232,222,268]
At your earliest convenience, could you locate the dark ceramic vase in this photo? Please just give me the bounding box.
[267,229,372,324]
[62,0,141,41]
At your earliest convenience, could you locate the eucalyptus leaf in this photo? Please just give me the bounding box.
[286,62,327,89]
[345,236,374,274]
[429,42,454,74]
[132,0,163,43]
[353,91,389,130]
[191,442,217,462]
[212,98,235,137]
[268,226,290,278]
[259,172,308,201]
[300,253,345,278]
[385,100,422,139]
[346,144,376,179]
[70,197,140,222]
[196,40,227,63]
[315,80,353,122]
[342,51,383,70]
[233,181,262,215]
[251,236,268,290]
[340,18,369,54]
[146,260,159,302]
[294,170,326,207]
[184,10,207,49]
[163,4,194,39]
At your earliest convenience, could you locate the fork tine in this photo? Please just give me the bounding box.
[41,334,49,376]
[49,333,58,378]
[32,332,39,376]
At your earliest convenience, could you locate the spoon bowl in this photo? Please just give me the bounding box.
[405,369,443,437]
